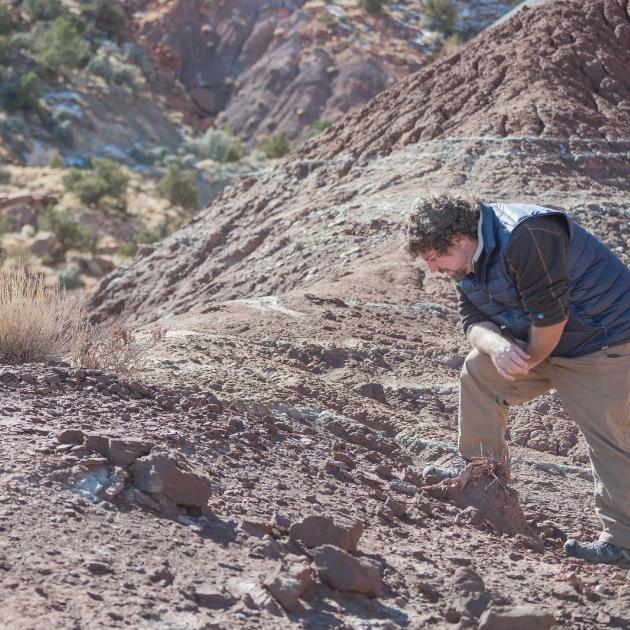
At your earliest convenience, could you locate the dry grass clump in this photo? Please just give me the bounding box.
[0,264,163,372]
[0,264,85,364]
[75,320,164,375]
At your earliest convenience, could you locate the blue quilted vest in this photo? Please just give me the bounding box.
[458,202,630,357]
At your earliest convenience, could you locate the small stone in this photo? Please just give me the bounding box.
[385,496,406,518]
[271,511,292,531]
[390,479,417,496]
[57,429,85,445]
[194,583,236,609]
[478,605,555,629]
[311,545,382,597]
[85,560,114,575]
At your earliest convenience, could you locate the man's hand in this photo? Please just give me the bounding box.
[489,340,531,381]
[467,321,530,381]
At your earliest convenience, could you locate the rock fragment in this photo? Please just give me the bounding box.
[194,583,237,609]
[107,438,153,467]
[478,605,555,629]
[289,514,363,552]
[264,560,313,611]
[311,545,382,597]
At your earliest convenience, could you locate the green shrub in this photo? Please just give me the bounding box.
[48,151,64,168]
[38,207,97,253]
[424,0,458,36]
[86,49,141,89]
[301,117,333,143]
[4,71,40,111]
[80,0,127,41]
[259,133,291,159]
[156,162,198,211]
[0,35,10,65]
[358,0,385,13]
[188,127,245,163]
[0,4,17,35]
[57,266,83,290]
[0,165,10,184]
[62,159,128,208]
[0,215,12,234]
[22,0,65,22]
[117,219,184,257]
[34,16,90,73]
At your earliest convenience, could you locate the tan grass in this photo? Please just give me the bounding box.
[75,319,164,375]
[0,263,163,372]
[0,264,85,364]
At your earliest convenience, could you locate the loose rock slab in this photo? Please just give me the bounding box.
[289,514,363,552]
[130,452,212,507]
[478,605,555,629]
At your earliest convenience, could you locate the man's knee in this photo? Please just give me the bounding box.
[461,349,496,381]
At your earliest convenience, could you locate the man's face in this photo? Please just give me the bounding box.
[420,236,475,281]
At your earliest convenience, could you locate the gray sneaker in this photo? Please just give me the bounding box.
[564,539,630,565]
[422,464,460,484]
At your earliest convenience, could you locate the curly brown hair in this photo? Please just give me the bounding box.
[405,194,481,257]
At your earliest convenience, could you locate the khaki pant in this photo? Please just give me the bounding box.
[459,340,630,548]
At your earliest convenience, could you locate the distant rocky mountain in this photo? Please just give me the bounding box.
[136,0,523,146]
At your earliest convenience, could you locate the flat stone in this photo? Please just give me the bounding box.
[289,514,363,552]
[478,605,555,629]
[390,479,417,496]
[194,583,237,609]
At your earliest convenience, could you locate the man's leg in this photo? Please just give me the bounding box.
[544,341,630,550]
[459,349,552,459]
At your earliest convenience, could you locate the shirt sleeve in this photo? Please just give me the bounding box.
[506,215,570,327]
[457,284,488,334]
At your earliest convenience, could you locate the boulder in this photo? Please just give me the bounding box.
[311,545,382,598]
[289,514,363,552]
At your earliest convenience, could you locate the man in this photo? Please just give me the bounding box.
[405,194,630,566]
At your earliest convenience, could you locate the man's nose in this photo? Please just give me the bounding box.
[427,260,437,273]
